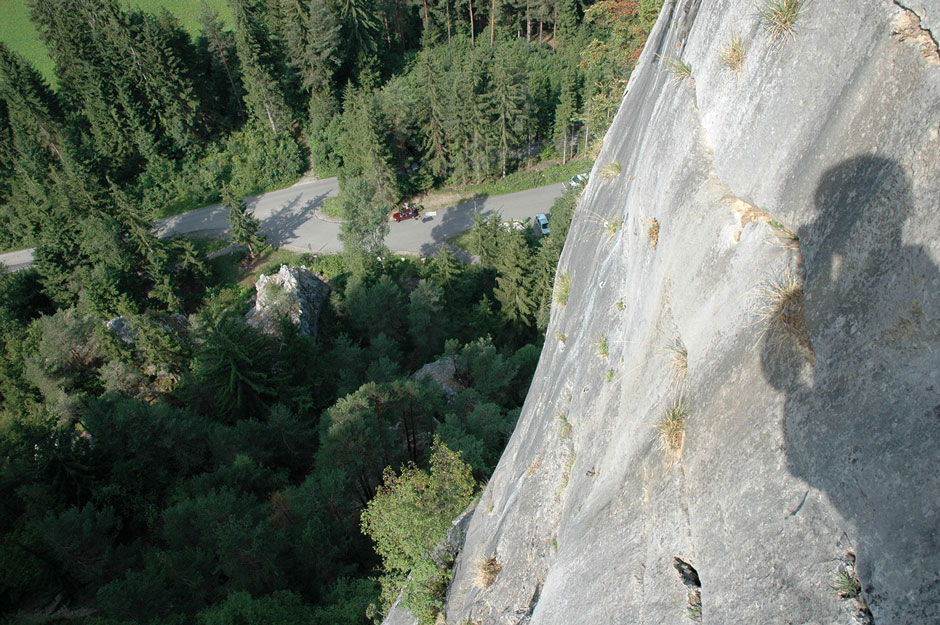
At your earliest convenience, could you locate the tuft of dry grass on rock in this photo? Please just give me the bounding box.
[475,556,503,589]
[720,32,747,73]
[663,52,693,81]
[554,272,571,306]
[602,161,622,181]
[647,217,660,249]
[755,266,809,347]
[656,399,688,457]
[665,336,688,389]
[758,0,807,41]
[768,220,800,250]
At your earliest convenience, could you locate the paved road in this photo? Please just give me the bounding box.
[1,177,566,270]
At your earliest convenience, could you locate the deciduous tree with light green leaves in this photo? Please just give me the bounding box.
[360,438,475,624]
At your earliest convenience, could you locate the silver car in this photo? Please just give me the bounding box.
[535,213,550,236]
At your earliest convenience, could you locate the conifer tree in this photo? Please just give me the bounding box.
[553,68,580,162]
[338,84,398,205]
[488,45,526,177]
[492,228,536,326]
[198,1,246,123]
[430,246,462,291]
[230,0,294,136]
[415,46,449,180]
[338,176,391,273]
[223,187,268,260]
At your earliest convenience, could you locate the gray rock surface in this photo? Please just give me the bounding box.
[244,264,330,339]
[442,1,940,624]
[412,356,465,399]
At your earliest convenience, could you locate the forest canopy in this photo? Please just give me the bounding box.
[0,1,661,623]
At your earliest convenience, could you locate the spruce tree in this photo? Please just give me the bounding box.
[492,228,536,326]
[198,1,246,124]
[223,187,268,260]
[230,0,294,136]
[338,84,398,205]
[488,44,526,177]
[415,47,449,181]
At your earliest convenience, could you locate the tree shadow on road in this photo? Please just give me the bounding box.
[419,194,489,261]
[253,193,328,248]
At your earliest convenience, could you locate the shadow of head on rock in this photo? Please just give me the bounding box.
[759,155,940,622]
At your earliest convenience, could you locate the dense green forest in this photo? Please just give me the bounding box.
[0,1,661,623]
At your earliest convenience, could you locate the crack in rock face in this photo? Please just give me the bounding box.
[892,2,940,65]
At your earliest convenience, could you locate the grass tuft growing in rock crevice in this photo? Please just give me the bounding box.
[475,556,503,589]
[758,0,808,41]
[656,399,688,457]
[720,32,747,73]
[754,266,812,352]
[663,52,693,81]
[554,272,571,306]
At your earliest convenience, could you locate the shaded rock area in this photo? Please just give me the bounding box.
[244,264,330,339]
[412,356,465,399]
[434,1,940,625]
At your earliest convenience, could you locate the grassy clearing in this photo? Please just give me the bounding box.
[447,231,475,254]
[463,158,591,197]
[192,236,306,291]
[0,0,231,83]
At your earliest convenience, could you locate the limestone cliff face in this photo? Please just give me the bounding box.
[441,1,940,624]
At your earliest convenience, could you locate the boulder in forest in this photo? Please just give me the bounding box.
[245,264,330,339]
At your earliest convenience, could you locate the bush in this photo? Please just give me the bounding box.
[360,439,475,624]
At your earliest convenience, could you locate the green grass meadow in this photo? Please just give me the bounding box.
[0,0,231,82]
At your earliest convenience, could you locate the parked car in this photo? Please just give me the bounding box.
[535,213,550,236]
[564,173,589,190]
[393,203,420,222]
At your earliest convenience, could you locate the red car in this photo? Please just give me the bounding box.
[393,203,420,222]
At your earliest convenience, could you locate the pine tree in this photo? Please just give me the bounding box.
[430,245,462,290]
[230,0,294,136]
[223,187,268,260]
[488,44,526,177]
[408,279,445,360]
[553,68,580,162]
[415,47,449,180]
[338,176,392,273]
[338,84,398,205]
[198,1,246,123]
[492,228,536,326]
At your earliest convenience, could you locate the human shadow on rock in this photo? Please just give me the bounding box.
[760,155,940,623]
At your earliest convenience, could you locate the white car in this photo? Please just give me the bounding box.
[564,173,589,190]
[535,213,550,236]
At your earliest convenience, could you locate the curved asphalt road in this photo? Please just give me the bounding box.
[1,177,566,270]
